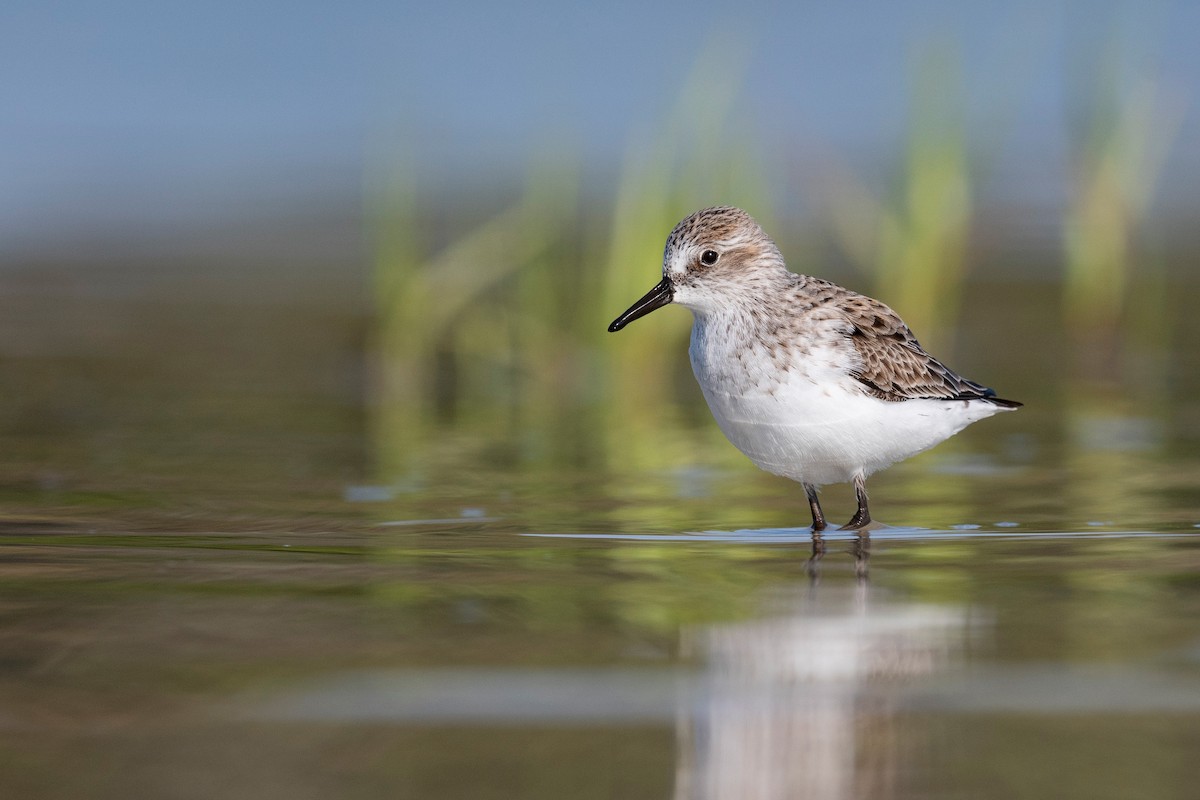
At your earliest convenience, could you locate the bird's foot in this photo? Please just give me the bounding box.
[838,512,871,531]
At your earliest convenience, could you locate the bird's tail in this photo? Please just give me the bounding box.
[985,396,1023,410]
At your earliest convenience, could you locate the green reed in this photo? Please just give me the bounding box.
[1061,54,1182,348]
[368,151,580,478]
[822,42,972,351]
[369,51,779,484]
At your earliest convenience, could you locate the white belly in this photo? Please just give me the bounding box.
[697,376,1002,486]
[686,315,1009,487]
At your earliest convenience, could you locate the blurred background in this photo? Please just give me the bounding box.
[6,3,1200,799]
[0,2,1192,516]
[5,0,1200,530]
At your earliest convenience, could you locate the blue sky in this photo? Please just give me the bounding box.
[3,1,1198,244]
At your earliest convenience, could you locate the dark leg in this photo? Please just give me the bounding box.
[803,483,827,531]
[839,474,872,530]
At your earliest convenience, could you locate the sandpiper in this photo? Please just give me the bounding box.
[608,206,1020,530]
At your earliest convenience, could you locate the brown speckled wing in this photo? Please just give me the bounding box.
[838,295,1016,405]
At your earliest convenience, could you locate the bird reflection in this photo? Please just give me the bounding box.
[805,530,870,584]
[676,535,964,800]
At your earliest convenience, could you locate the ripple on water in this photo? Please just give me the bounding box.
[522,526,1187,543]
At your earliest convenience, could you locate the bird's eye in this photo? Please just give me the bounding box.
[700,249,719,266]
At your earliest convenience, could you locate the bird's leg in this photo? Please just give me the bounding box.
[839,475,872,530]
[803,483,827,531]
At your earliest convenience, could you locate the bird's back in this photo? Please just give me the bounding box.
[794,276,1021,408]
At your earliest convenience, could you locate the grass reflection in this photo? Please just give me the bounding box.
[373,537,795,639]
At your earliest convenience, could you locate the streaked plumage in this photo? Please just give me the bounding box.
[608,206,1020,530]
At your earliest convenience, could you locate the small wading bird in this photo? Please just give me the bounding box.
[608,206,1020,530]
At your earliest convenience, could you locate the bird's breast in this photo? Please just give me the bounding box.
[687,315,851,397]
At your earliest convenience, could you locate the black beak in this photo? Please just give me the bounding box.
[607,277,674,332]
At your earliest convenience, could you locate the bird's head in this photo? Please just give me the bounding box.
[608,206,786,332]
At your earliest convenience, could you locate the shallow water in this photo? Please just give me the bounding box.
[2,281,1200,798]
